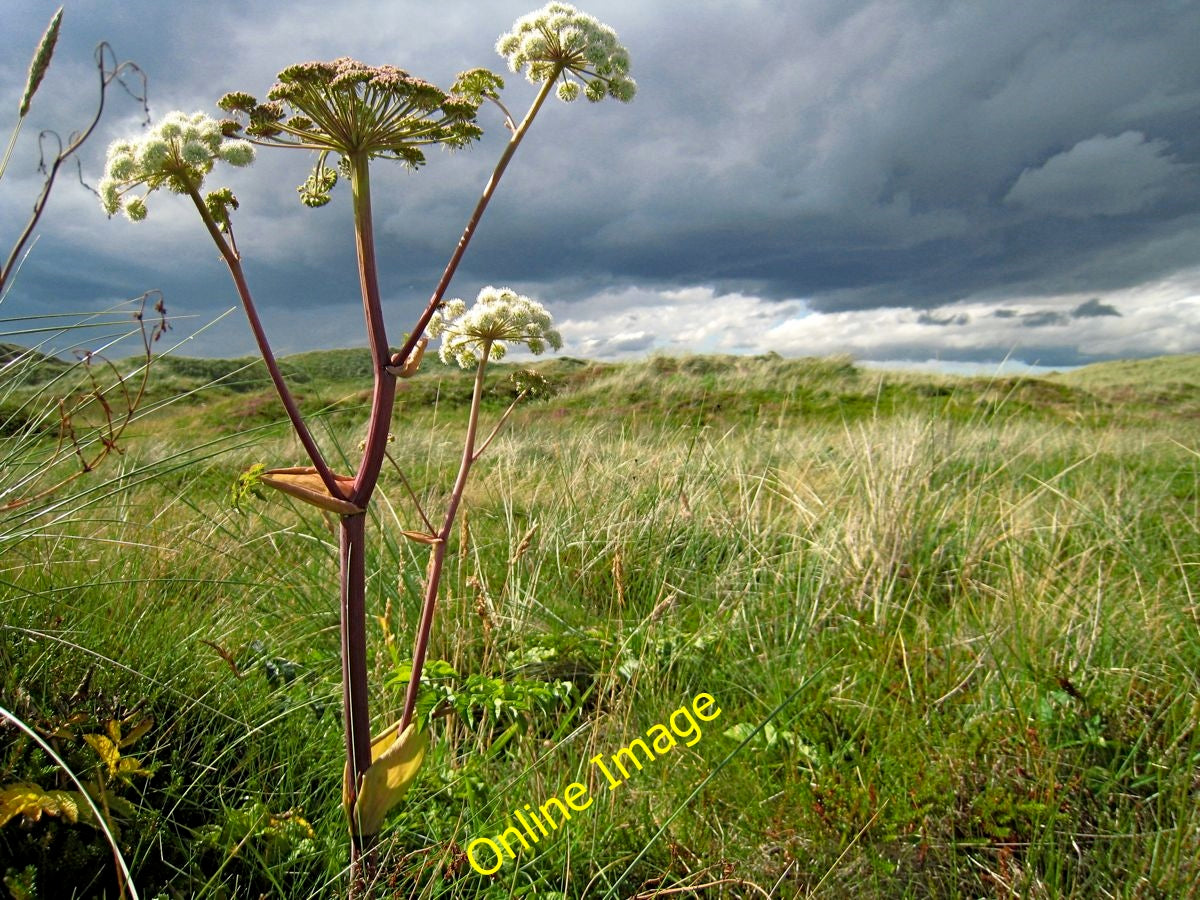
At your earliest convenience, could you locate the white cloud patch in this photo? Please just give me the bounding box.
[1004,131,1189,218]
[555,286,808,358]
[553,272,1200,367]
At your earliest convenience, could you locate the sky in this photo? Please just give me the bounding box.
[2,0,1199,371]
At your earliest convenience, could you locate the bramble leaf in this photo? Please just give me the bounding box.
[83,733,120,777]
[0,784,85,827]
[119,714,153,749]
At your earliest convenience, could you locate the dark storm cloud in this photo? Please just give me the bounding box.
[1020,311,1068,328]
[917,311,970,326]
[2,0,1198,362]
[1071,298,1121,318]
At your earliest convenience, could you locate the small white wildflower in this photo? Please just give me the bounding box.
[158,116,184,139]
[196,116,224,145]
[135,138,170,171]
[431,286,561,368]
[181,140,213,168]
[428,299,467,338]
[107,151,136,181]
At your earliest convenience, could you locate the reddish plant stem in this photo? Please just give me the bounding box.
[340,154,397,888]
[186,187,341,497]
[347,155,396,506]
[339,512,373,875]
[399,342,492,731]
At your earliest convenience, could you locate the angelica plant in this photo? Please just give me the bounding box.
[100,3,632,892]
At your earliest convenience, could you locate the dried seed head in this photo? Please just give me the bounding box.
[219,57,490,205]
[19,7,63,117]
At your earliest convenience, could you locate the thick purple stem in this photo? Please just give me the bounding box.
[347,155,395,507]
[341,154,395,887]
[340,512,373,871]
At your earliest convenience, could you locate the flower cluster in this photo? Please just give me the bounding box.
[98,111,254,221]
[429,286,562,368]
[218,59,491,206]
[497,2,635,102]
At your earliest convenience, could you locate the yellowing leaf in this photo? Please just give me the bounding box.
[345,722,429,837]
[119,714,154,749]
[400,530,443,546]
[0,784,85,827]
[1,784,46,827]
[259,467,363,515]
[46,790,80,824]
[385,336,429,378]
[116,755,153,779]
[83,733,119,777]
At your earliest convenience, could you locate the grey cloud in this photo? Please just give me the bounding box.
[605,331,656,353]
[1071,298,1121,318]
[917,311,970,326]
[1003,131,1189,218]
[1021,311,1069,328]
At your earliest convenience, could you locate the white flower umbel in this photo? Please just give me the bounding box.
[429,286,562,368]
[99,111,254,220]
[497,3,635,102]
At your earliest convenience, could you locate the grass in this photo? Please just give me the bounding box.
[2,349,1198,898]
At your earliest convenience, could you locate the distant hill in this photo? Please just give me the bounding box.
[122,346,464,394]
[7,340,1198,428]
[1045,354,1200,415]
[0,342,72,384]
[1050,354,1200,390]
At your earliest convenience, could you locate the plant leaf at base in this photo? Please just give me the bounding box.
[344,722,429,837]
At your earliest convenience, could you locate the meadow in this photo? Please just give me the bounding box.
[2,347,1198,899]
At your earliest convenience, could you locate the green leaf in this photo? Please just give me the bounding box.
[230,462,267,511]
[103,795,138,819]
[722,723,756,743]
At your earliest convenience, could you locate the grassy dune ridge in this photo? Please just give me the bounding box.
[2,350,1197,898]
